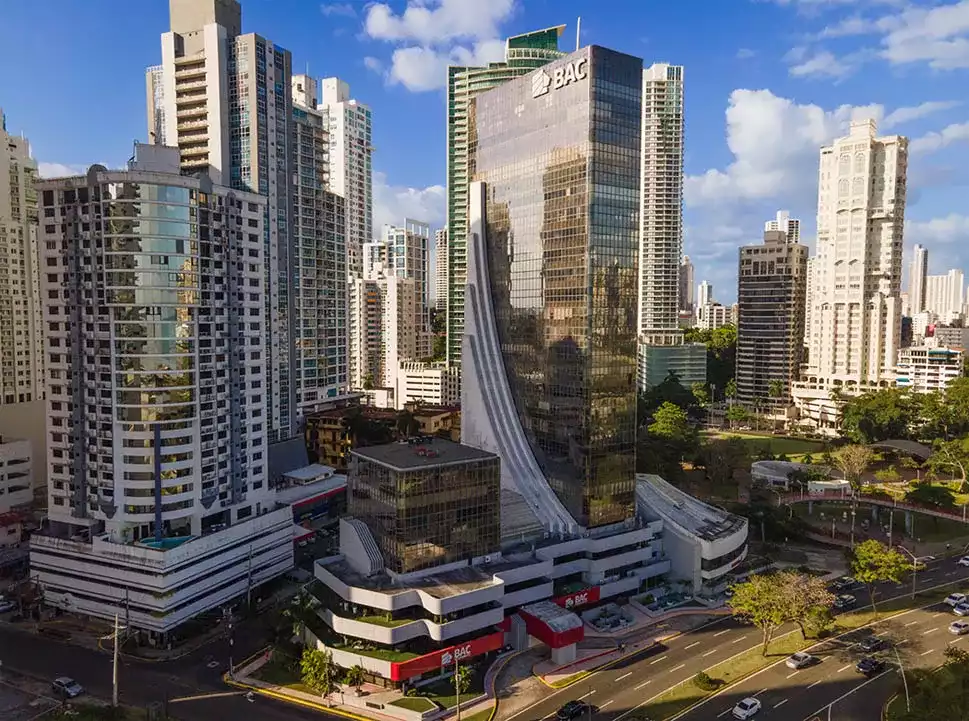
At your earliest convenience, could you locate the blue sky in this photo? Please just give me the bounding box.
[3,0,969,302]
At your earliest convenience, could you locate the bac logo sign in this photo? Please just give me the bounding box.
[532,58,589,98]
[440,643,473,668]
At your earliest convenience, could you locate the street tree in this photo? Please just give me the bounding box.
[283,590,317,643]
[729,574,788,655]
[778,571,836,640]
[691,381,710,408]
[725,378,737,401]
[454,664,473,696]
[849,539,909,616]
[726,405,748,428]
[840,388,917,443]
[768,379,785,402]
[892,645,969,721]
[344,665,365,692]
[833,444,874,491]
[905,481,956,509]
[301,647,338,697]
[694,437,751,490]
[648,402,692,442]
[927,436,969,486]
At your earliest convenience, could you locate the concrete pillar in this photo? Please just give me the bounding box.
[905,511,913,536]
[551,643,577,667]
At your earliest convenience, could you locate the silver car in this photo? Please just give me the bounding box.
[52,677,84,698]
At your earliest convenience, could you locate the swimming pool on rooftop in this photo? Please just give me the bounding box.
[137,536,195,550]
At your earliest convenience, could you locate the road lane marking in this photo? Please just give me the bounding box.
[634,680,651,690]
[807,679,823,689]
[649,655,668,665]
[921,649,935,656]
[802,668,892,720]
[616,672,632,682]
[600,700,614,709]
[905,621,919,626]
[714,629,731,637]
[923,628,939,635]
[774,699,788,709]
[786,671,798,679]
[731,635,748,644]
[717,711,730,719]
[579,690,595,699]
[837,664,851,673]
[931,612,944,618]
[685,642,701,650]
[702,649,719,657]
[670,664,686,673]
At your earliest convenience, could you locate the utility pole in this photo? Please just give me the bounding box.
[247,543,253,611]
[893,644,911,712]
[454,656,461,721]
[112,613,126,707]
[888,510,894,548]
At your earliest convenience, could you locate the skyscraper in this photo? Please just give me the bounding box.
[764,210,801,244]
[638,63,684,346]
[462,46,642,531]
[908,244,928,316]
[148,0,297,441]
[319,77,372,278]
[924,269,965,322]
[678,255,694,313]
[736,230,808,407]
[445,26,565,365]
[291,74,349,416]
[794,120,908,427]
[349,275,418,391]
[434,228,448,311]
[30,145,294,635]
[0,109,43,405]
[365,219,431,359]
[697,280,713,309]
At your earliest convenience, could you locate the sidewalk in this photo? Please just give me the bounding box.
[227,650,499,721]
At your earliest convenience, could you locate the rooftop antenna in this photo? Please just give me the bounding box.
[575,17,581,51]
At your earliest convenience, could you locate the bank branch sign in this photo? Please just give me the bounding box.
[532,58,589,98]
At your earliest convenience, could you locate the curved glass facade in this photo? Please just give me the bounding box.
[471,47,641,528]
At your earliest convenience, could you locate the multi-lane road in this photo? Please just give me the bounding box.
[3,559,967,721]
[506,559,969,721]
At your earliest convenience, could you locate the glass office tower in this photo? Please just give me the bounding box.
[469,46,642,528]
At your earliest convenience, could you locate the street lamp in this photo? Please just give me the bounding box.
[893,643,911,713]
[897,546,918,601]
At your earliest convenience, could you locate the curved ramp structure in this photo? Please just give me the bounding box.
[461,181,579,537]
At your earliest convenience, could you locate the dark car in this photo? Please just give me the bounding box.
[829,576,857,592]
[832,594,857,610]
[557,701,594,720]
[856,657,887,676]
[858,636,886,653]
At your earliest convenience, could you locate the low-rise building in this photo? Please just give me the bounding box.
[896,344,963,393]
[304,405,399,471]
[396,361,460,409]
[636,474,748,596]
[409,404,461,442]
[695,302,732,331]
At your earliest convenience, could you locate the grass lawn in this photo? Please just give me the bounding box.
[389,697,439,712]
[625,579,968,720]
[330,643,419,663]
[416,669,486,709]
[702,432,824,460]
[355,614,413,628]
[461,707,495,721]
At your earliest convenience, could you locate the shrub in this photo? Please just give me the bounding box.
[693,671,721,691]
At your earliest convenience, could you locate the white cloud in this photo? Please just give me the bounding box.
[816,15,877,39]
[372,171,446,233]
[363,56,384,74]
[364,0,515,45]
[320,2,357,17]
[879,0,969,69]
[364,0,516,92]
[736,48,756,59]
[788,49,854,78]
[906,214,969,244]
[37,162,87,178]
[910,121,969,154]
[882,100,960,128]
[684,89,881,208]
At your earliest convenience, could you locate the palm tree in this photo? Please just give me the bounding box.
[344,665,366,695]
[283,590,317,644]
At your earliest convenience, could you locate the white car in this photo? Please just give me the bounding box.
[732,697,762,719]
[958,556,969,567]
[950,621,969,635]
[953,602,969,616]
[785,652,818,670]
[945,593,967,607]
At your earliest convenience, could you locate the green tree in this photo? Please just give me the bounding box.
[849,539,909,616]
[726,405,748,428]
[725,378,737,401]
[641,373,695,412]
[729,574,789,655]
[301,647,338,696]
[905,481,956,509]
[283,590,317,643]
[362,374,375,391]
[927,436,969,484]
[344,665,365,691]
[648,402,692,442]
[691,381,710,408]
[873,467,901,485]
[695,438,751,490]
[778,570,836,640]
[891,645,969,721]
[454,664,472,696]
[767,379,785,402]
[833,444,874,491]
[840,388,917,443]
[396,410,420,438]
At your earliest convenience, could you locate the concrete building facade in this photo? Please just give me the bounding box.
[736,229,808,408]
[30,146,293,635]
[908,243,928,316]
[396,361,460,409]
[434,228,448,311]
[349,276,418,391]
[0,110,44,406]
